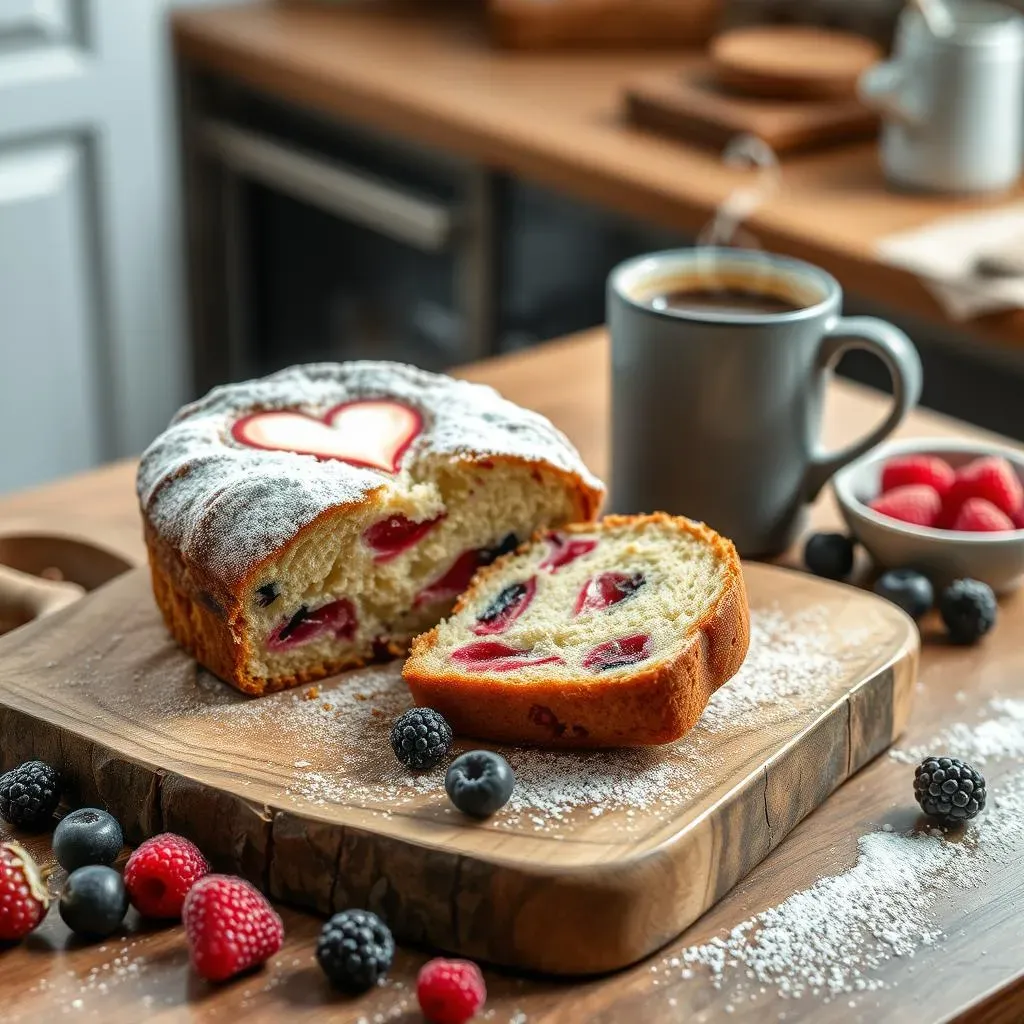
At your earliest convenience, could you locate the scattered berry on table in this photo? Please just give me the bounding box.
[417,957,487,1024]
[316,908,395,991]
[946,455,1023,521]
[124,832,210,919]
[939,578,997,644]
[445,751,515,818]
[183,874,284,982]
[390,708,453,771]
[59,865,129,938]
[53,809,123,872]
[0,841,49,941]
[803,532,855,580]
[914,756,986,824]
[0,760,62,830]
[873,569,934,620]
[881,454,955,498]
[869,484,942,528]
[952,497,1015,533]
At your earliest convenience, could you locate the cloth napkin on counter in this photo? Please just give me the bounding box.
[876,201,1024,320]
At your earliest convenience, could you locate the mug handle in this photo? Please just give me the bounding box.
[802,316,923,502]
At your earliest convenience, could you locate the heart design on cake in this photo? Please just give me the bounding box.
[231,399,422,473]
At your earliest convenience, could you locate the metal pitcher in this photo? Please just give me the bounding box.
[859,0,1024,193]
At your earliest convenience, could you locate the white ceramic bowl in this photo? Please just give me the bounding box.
[832,437,1024,594]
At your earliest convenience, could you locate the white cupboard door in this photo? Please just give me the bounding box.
[0,0,189,494]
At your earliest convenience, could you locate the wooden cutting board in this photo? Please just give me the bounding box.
[625,58,879,155]
[0,564,917,974]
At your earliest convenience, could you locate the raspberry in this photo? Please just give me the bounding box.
[0,842,49,941]
[183,874,284,982]
[124,833,209,919]
[952,497,1014,533]
[868,484,942,527]
[946,456,1023,521]
[417,958,487,1024]
[881,454,955,498]
[1014,506,1024,530]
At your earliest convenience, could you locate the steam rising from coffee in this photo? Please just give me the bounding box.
[688,134,782,299]
[698,134,780,251]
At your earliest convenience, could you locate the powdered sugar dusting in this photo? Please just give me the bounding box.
[126,605,875,835]
[137,361,601,585]
[659,765,1024,1004]
[890,697,1024,765]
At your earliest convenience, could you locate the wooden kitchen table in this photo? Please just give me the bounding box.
[2,330,1024,1023]
[172,0,1024,359]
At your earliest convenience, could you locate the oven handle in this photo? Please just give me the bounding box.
[199,120,456,253]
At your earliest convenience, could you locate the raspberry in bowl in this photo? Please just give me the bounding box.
[832,438,1024,593]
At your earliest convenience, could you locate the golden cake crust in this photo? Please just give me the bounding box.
[402,514,750,747]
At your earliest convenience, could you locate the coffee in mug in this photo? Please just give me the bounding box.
[607,248,923,556]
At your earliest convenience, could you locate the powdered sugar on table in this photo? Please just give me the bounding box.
[654,694,1024,1009]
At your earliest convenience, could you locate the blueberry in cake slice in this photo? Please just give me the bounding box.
[137,362,603,694]
[403,514,749,747]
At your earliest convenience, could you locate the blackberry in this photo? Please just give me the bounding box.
[0,761,62,830]
[914,756,986,824]
[803,533,855,581]
[390,708,453,770]
[446,751,515,817]
[873,569,934,620]
[940,579,997,644]
[316,909,395,991]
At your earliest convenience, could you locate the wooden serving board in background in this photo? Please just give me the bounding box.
[625,59,879,155]
[0,563,917,975]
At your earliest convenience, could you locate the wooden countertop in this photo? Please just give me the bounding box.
[2,330,1024,1021]
[172,1,1024,351]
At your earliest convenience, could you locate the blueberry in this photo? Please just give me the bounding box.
[803,533,855,581]
[53,808,124,872]
[59,865,129,938]
[445,751,515,817]
[940,578,997,644]
[873,569,934,620]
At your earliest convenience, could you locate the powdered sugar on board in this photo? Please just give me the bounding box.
[110,604,885,835]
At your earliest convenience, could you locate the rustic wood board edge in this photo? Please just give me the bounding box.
[0,571,919,975]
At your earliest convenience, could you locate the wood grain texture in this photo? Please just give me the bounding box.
[3,331,1024,1020]
[171,3,1024,350]
[489,0,721,49]
[0,562,915,974]
[624,64,879,155]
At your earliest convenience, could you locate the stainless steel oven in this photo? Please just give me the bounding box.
[180,78,503,392]
[178,75,674,395]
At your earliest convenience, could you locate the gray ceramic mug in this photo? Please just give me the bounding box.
[608,248,923,556]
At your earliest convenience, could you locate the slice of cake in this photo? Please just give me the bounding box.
[403,514,749,746]
[137,362,603,695]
